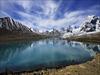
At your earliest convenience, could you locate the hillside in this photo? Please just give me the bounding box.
[0,17,46,42]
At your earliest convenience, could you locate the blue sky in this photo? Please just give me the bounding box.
[0,0,100,31]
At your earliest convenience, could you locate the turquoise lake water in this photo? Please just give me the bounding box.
[0,38,100,73]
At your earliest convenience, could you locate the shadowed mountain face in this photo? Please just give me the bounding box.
[0,17,32,34]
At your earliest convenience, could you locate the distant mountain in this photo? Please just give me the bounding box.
[42,28,61,37]
[0,17,32,34]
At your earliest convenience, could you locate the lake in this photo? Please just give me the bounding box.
[0,38,100,73]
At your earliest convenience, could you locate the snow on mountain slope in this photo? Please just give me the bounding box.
[63,15,100,39]
[0,17,33,33]
[80,15,100,32]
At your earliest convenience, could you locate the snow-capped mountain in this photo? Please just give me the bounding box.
[80,15,100,32]
[63,15,100,40]
[42,28,61,37]
[0,17,32,33]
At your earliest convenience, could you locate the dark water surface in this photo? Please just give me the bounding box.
[0,38,100,73]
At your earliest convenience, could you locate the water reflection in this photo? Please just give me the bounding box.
[0,39,100,73]
[84,43,100,53]
[0,41,33,60]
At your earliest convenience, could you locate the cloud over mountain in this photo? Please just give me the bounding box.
[0,0,100,31]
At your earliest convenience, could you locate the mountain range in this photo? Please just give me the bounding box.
[0,17,46,42]
[63,15,100,43]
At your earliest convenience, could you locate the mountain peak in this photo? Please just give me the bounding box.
[80,15,100,32]
[0,17,33,33]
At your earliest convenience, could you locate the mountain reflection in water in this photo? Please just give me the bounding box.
[0,38,100,73]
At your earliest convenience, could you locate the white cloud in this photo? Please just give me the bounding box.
[15,0,34,13]
[0,0,100,31]
[0,11,11,18]
[14,5,100,31]
[43,0,59,18]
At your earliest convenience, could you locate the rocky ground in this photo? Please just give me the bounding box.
[5,53,100,75]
